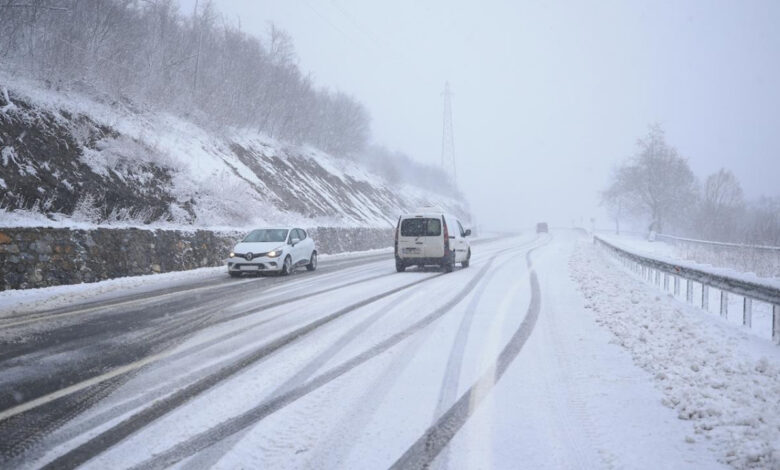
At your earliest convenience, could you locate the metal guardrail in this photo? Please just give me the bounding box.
[593,235,780,345]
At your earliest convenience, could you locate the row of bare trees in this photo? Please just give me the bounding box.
[602,125,780,246]
[0,0,370,156]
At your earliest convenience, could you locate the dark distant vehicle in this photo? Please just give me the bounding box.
[536,222,549,233]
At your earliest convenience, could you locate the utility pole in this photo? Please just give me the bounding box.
[441,81,456,183]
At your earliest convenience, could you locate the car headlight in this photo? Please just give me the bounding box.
[229,252,235,258]
[266,247,283,258]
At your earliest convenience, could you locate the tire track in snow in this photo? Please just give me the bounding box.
[429,257,526,470]
[126,248,514,470]
[5,237,524,467]
[6,305,296,468]
[0,270,395,424]
[388,235,550,470]
[182,240,541,470]
[307,249,534,470]
[38,272,445,470]
[179,295,418,469]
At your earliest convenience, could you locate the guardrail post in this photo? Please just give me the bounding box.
[663,273,669,291]
[701,285,709,311]
[774,305,780,345]
[686,280,693,303]
[743,298,752,328]
[654,270,660,286]
[674,276,680,296]
[720,291,728,318]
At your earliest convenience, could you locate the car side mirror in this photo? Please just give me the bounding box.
[290,237,300,246]
[464,229,471,237]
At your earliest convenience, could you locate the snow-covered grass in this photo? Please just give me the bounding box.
[598,232,780,282]
[571,240,780,469]
[597,234,780,289]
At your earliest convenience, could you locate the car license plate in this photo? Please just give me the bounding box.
[403,247,420,254]
[240,265,259,271]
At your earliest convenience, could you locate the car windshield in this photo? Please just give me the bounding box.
[401,218,441,237]
[243,229,288,243]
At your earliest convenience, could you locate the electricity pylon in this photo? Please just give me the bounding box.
[441,82,456,183]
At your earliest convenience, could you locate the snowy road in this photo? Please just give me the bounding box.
[0,232,739,469]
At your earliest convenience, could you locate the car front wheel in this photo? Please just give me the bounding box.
[461,249,471,268]
[281,256,292,276]
[306,251,318,271]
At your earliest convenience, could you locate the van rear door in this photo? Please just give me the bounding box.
[398,216,445,258]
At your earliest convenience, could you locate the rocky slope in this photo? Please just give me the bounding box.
[0,75,468,230]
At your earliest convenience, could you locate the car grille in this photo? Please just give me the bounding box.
[234,252,268,261]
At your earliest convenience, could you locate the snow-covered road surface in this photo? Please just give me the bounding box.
[1,231,774,469]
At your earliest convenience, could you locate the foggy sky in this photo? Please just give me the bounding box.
[179,0,780,231]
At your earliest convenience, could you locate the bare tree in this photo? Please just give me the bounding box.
[744,197,780,246]
[0,0,373,158]
[603,125,698,233]
[695,168,745,240]
[703,169,744,209]
[601,168,635,235]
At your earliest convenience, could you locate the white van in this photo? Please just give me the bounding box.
[394,211,471,273]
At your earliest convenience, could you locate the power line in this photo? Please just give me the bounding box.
[300,0,362,47]
[328,0,389,51]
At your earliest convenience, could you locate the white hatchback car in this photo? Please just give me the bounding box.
[228,228,317,277]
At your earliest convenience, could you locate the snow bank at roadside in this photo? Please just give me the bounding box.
[597,234,780,290]
[596,233,679,258]
[0,266,226,318]
[0,247,392,317]
[598,233,780,283]
[570,240,780,469]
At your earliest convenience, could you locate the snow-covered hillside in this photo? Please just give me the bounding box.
[0,74,468,230]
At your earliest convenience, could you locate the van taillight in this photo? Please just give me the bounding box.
[442,216,450,251]
[394,217,401,256]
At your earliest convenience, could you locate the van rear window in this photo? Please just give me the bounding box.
[401,218,441,237]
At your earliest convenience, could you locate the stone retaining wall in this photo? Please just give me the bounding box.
[0,226,393,291]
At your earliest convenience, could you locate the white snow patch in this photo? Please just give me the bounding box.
[571,240,780,469]
[1,146,17,167]
[0,86,16,113]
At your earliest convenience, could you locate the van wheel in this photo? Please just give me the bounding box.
[442,251,454,273]
[395,258,406,272]
[461,249,471,268]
